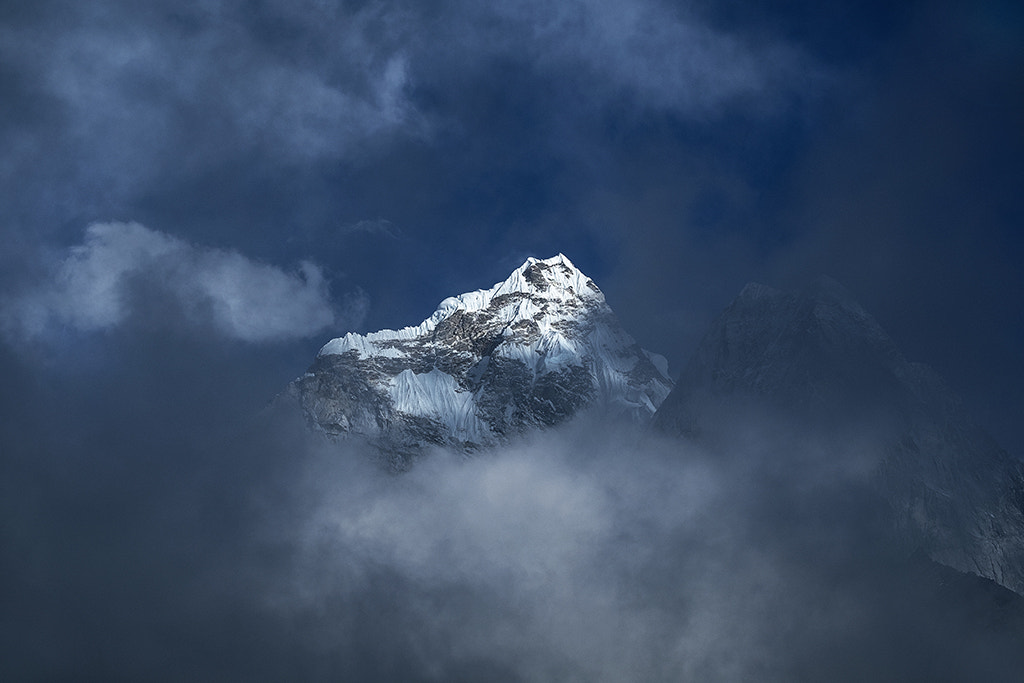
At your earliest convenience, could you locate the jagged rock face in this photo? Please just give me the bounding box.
[654,279,1024,596]
[289,254,672,462]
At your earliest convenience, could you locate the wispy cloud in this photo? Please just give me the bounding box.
[0,0,810,182]
[439,0,817,115]
[0,1,423,195]
[3,222,361,343]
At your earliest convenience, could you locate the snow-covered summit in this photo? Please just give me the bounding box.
[288,255,672,465]
[318,253,603,358]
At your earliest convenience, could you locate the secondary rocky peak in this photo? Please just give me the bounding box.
[655,278,1024,596]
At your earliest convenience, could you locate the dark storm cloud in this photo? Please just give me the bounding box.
[25,1,415,155]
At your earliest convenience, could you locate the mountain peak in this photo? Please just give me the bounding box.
[524,252,574,269]
[489,253,602,304]
[292,255,671,465]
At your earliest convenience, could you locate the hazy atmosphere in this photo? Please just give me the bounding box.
[1,1,1022,680]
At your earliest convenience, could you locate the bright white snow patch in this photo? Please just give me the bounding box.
[389,369,491,442]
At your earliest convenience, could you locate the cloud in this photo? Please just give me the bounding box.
[435,0,816,116]
[1,2,422,163]
[2,343,1023,681]
[2,221,359,343]
[0,0,809,216]
[240,415,1024,681]
[0,0,426,236]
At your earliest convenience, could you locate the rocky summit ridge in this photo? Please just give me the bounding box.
[287,254,672,464]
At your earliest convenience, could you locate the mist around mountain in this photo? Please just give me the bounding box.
[4,267,1024,682]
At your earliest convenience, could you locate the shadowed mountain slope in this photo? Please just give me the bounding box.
[655,278,1024,595]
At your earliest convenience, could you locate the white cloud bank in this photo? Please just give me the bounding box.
[3,222,357,343]
[252,418,918,682]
